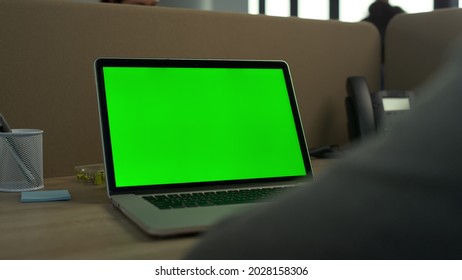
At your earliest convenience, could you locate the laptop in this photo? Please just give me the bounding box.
[94,58,314,237]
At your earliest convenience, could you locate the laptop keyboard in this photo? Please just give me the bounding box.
[142,187,294,210]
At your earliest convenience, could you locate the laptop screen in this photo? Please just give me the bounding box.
[95,59,312,191]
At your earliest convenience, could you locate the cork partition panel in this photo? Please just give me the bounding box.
[385,8,462,92]
[0,0,380,177]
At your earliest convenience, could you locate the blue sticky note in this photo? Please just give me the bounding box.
[21,190,71,203]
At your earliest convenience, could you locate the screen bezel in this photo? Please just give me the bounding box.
[95,58,313,195]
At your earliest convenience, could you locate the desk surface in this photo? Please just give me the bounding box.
[0,159,333,260]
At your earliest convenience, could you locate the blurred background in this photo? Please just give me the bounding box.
[80,0,461,21]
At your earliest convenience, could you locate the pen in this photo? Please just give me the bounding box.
[0,113,11,132]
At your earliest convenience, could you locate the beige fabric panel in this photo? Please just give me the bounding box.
[385,8,462,92]
[1,0,380,177]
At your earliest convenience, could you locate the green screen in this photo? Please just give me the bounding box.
[103,66,307,187]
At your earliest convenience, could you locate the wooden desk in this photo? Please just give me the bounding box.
[0,159,333,259]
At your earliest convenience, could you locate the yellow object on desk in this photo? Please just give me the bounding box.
[75,164,105,185]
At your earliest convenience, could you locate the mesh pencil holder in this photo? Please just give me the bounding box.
[0,129,44,192]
